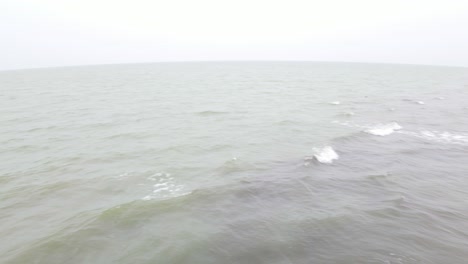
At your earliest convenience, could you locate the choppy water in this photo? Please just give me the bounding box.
[1,62,468,264]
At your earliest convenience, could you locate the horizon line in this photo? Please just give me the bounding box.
[1,59,467,72]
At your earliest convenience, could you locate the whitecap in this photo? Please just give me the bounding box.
[312,146,339,164]
[142,172,187,201]
[113,172,131,179]
[333,120,403,137]
[331,120,355,127]
[141,195,153,201]
[330,101,341,105]
[365,122,402,136]
[400,130,468,145]
[416,101,425,105]
[147,172,164,181]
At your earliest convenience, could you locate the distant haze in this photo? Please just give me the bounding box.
[1,0,468,70]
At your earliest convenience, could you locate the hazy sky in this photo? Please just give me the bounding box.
[1,0,468,70]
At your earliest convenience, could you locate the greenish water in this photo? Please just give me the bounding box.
[1,62,468,263]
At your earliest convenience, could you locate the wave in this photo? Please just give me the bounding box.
[402,98,425,105]
[333,121,402,137]
[308,146,339,164]
[364,122,402,136]
[335,111,355,117]
[399,130,468,145]
[213,157,261,176]
[142,172,188,201]
[333,120,468,147]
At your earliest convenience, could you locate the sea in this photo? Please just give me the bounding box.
[1,62,468,264]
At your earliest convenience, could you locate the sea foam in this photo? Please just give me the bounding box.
[400,130,468,145]
[365,122,402,136]
[312,146,339,164]
[142,172,187,201]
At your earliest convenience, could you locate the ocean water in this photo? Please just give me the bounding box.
[1,62,468,264]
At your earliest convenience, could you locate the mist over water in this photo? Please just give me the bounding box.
[1,62,468,263]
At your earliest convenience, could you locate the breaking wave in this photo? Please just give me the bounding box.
[400,130,468,145]
[142,172,188,201]
[310,146,339,164]
[364,122,402,136]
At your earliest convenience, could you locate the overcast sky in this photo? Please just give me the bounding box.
[1,0,468,70]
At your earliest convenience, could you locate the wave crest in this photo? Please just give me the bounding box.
[142,172,187,201]
[364,122,402,136]
[400,130,468,145]
[310,146,339,164]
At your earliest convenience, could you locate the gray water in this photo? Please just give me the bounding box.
[1,62,468,264]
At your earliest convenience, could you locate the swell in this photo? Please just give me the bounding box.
[7,127,468,263]
[8,156,467,264]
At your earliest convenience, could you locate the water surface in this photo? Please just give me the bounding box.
[1,62,468,263]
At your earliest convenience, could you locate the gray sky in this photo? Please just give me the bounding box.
[1,0,468,70]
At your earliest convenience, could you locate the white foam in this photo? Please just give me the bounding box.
[400,130,468,145]
[147,172,163,181]
[312,146,339,164]
[330,101,341,105]
[113,172,132,180]
[332,120,355,127]
[333,119,467,145]
[142,172,187,201]
[416,101,425,105]
[365,122,402,136]
[333,120,403,137]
